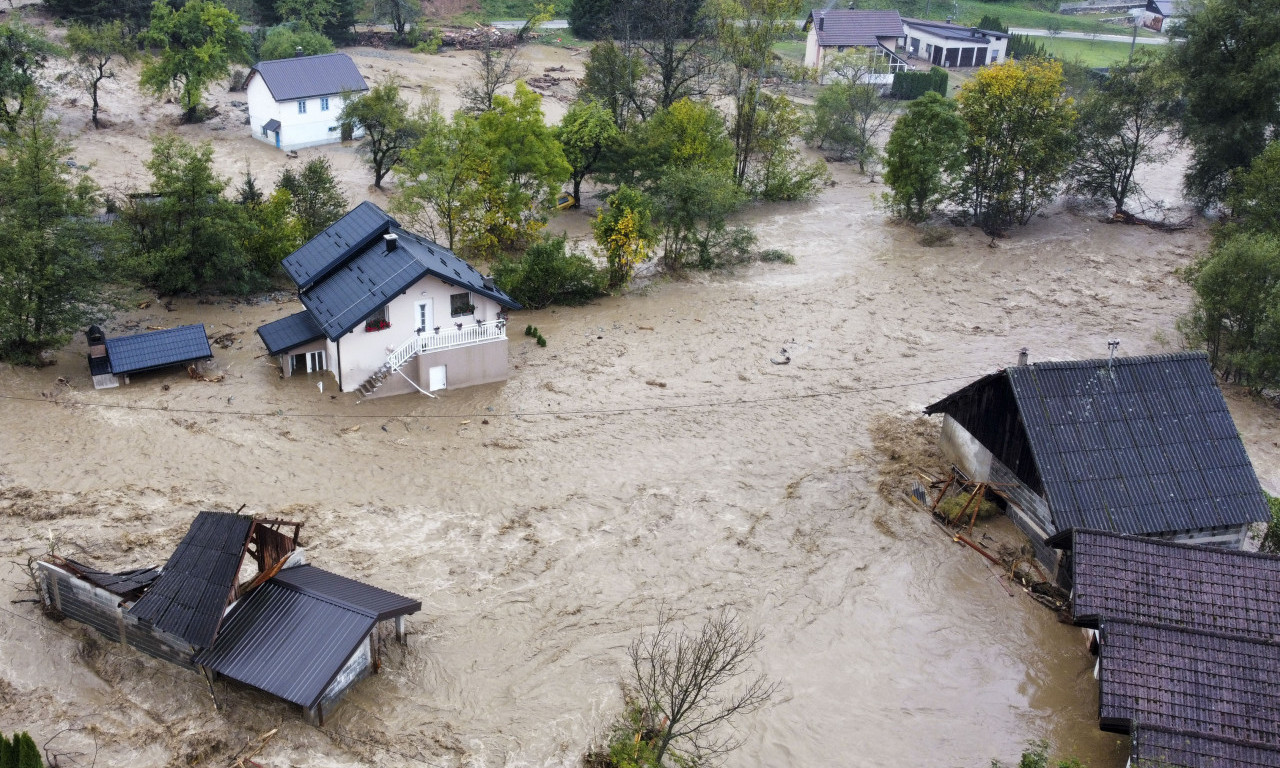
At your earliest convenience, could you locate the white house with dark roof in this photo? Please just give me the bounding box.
[902,18,1007,68]
[245,52,369,151]
[256,201,522,398]
[802,9,908,85]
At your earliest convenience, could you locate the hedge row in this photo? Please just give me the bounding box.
[890,67,950,100]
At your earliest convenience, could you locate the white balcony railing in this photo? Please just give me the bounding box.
[385,321,508,372]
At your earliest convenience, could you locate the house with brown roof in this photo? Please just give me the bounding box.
[1050,529,1280,767]
[802,9,908,85]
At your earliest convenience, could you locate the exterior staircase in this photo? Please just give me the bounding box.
[357,321,507,397]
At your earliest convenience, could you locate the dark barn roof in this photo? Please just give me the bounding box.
[1098,619,1280,748]
[193,565,419,709]
[903,18,1006,41]
[1131,727,1280,768]
[103,324,212,375]
[257,310,325,357]
[247,52,368,102]
[1052,529,1280,640]
[128,511,253,647]
[262,201,520,354]
[804,9,903,46]
[925,352,1270,536]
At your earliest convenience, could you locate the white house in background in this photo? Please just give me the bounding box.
[902,18,1008,68]
[802,9,908,85]
[245,52,369,151]
[256,202,523,399]
[1140,0,1188,32]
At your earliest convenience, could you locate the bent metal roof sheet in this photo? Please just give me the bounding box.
[193,565,419,709]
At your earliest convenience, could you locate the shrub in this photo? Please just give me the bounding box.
[759,248,795,264]
[937,491,1000,523]
[918,225,955,247]
[494,234,606,310]
[890,67,949,100]
[537,334,547,347]
[1258,493,1280,553]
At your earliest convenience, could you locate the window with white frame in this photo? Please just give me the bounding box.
[321,97,330,111]
[450,292,474,317]
[297,100,307,114]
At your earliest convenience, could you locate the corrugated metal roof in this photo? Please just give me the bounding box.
[1131,726,1280,768]
[805,9,903,46]
[1098,619,1280,748]
[1058,529,1280,641]
[256,310,325,356]
[128,512,253,647]
[104,324,212,375]
[925,352,1271,536]
[248,53,368,102]
[192,565,419,709]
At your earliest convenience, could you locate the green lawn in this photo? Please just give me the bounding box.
[800,0,1158,37]
[1035,36,1144,67]
[773,40,806,62]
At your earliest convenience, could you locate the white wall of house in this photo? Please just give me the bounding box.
[804,28,820,69]
[904,25,1006,67]
[246,76,358,151]
[328,274,507,392]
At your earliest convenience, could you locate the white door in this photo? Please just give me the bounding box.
[416,299,433,332]
[428,365,446,392]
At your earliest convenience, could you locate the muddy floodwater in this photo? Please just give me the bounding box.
[3,35,1280,764]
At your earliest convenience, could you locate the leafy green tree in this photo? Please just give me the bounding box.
[594,184,655,289]
[956,58,1077,234]
[651,165,750,270]
[0,99,112,365]
[257,23,335,60]
[1180,232,1280,388]
[569,0,616,39]
[807,80,895,172]
[748,92,827,200]
[0,23,56,132]
[267,0,359,40]
[139,0,252,123]
[1226,140,1280,235]
[493,233,605,308]
[1068,60,1179,215]
[580,40,646,128]
[393,108,487,251]
[42,0,153,34]
[557,100,621,208]
[277,157,347,239]
[373,0,422,36]
[459,36,528,115]
[711,0,802,187]
[339,81,425,189]
[122,134,259,295]
[1169,0,1280,207]
[622,0,718,112]
[14,733,41,768]
[66,21,138,129]
[883,91,968,223]
[241,187,306,277]
[630,97,734,187]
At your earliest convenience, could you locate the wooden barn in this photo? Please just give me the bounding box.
[924,351,1271,567]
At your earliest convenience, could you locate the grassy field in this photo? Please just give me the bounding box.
[1035,36,1144,66]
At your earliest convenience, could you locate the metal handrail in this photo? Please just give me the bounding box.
[385,322,507,374]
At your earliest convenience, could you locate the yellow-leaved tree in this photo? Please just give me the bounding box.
[593,185,655,290]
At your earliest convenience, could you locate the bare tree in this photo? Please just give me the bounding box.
[459,35,528,114]
[629,607,779,766]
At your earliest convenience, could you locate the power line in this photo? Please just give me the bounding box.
[0,372,979,421]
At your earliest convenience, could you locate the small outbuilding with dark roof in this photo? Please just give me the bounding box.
[902,18,1007,68]
[924,351,1270,566]
[802,9,908,85]
[244,52,368,151]
[86,323,213,389]
[256,201,523,398]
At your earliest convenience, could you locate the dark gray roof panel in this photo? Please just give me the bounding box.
[807,9,903,46]
[63,558,162,599]
[257,310,325,356]
[273,564,421,621]
[903,18,1006,41]
[1060,529,1280,641]
[128,512,253,647]
[248,53,368,102]
[1098,620,1280,748]
[393,227,522,311]
[299,237,428,339]
[193,579,374,709]
[104,324,212,375]
[282,201,397,290]
[1132,727,1280,768]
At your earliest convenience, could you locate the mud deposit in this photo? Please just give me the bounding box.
[2,17,1279,767]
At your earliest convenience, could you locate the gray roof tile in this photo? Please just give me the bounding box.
[104,324,212,375]
[248,53,368,102]
[806,9,903,46]
[1132,726,1280,768]
[257,310,325,356]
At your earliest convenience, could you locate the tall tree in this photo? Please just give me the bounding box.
[747,91,827,201]
[883,91,968,223]
[1068,60,1180,216]
[459,36,528,114]
[277,157,347,239]
[711,0,802,187]
[806,75,897,172]
[593,184,655,288]
[617,0,718,112]
[556,100,621,208]
[373,0,422,36]
[0,23,56,132]
[1169,0,1280,207]
[339,81,425,189]
[0,99,111,364]
[257,23,335,60]
[66,21,138,129]
[139,0,252,123]
[1226,140,1280,234]
[393,107,487,251]
[956,58,1077,235]
[569,0,615,39]
[579,40,646,128]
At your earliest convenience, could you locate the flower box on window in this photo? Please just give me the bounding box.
[365,318,391,332]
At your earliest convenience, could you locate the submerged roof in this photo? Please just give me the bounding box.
[264,201,521,351]
[62,558,161,600]
[902,17,1006,41]
[925,352,1270,536]
[104,324,212,375]
[1098,620,1280,748]
[193,564,420,709]
[1053,529,1280,641]
[128,511,253,647]
[248,52,368,102]
[805,9,903,46]
[257,310,325,357]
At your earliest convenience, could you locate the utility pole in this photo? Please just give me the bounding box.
[1129,11,1139,63]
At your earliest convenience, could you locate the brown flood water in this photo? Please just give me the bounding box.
[3,35,1280,766]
